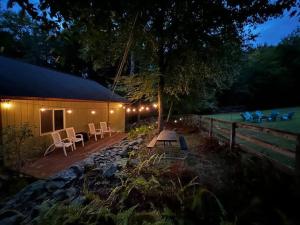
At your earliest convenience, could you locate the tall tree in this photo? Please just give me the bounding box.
[9,0,299,130]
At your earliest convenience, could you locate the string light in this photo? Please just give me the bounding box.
[153,103,158,108]
[179,118,182,121]
[67,109,73,114]
[122,106,126,109]
[110,109,115,114]
[91,110,96,114]
[40,108,46,112]
[174,120,178,123]
[118,104,123,108]
[126,108,131,113]
[2,100,12,109]
[132,108,136,112]
[146,106,149,111]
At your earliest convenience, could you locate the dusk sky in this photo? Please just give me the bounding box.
[0,0,299,46]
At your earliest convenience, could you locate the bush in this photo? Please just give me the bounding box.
[128,124,156,140]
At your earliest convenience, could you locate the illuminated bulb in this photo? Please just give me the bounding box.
[132,108,136,112]
[174,120,178,123]
[2,102,12,109]
[40,108,46,112]
[91,110,96,114]
[118,104,123,108]
[179,118,182,121]
[126,108,131,113]
[110,109,114,114]
[139,108,142,112]
[153,103,158,108]
[122,106,126,109]
[67,109,73,114]
[146,107,150,111]
[141,106,145,110]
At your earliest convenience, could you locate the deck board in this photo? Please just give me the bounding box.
[22,132,127,179]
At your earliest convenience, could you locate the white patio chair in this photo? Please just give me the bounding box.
[44,131,74,157]
[100,122,112,137]
[66,127,84,150]
[88,123,103,141]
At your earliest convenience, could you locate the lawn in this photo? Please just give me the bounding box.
[202,107,300,169]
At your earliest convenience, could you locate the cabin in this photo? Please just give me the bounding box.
[0,56,127,154]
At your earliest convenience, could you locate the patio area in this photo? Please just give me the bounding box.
[21,132,127,179]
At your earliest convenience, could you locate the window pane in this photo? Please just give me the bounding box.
[41,110,53,134]
[54,110,64,130]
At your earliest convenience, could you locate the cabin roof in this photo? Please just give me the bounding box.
[0,56,127,103]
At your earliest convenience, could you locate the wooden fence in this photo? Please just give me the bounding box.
[181,115,300,175]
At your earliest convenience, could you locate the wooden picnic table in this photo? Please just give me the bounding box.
[157,130,177,146]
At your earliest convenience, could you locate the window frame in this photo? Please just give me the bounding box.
[39,108,66,135]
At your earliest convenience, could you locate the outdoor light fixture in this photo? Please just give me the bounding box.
[153,103,158,108]
[122,106,126,109]
[146,107,150,111]
[126,108,131,113]
[179,118,182,121]
[91,110,96,114]
[40,108,46,112]
[174,120,178,123]
[67,109,73,114]
[132,108,136,112]
[2,100,12,109]
[118,104,123,108]
[110,109,115,114]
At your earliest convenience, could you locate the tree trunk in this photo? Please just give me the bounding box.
[157,74,164,132]
[166,100,173,122]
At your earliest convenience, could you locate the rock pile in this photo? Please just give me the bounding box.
[0,137,143,225]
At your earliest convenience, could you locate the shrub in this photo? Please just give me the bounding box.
[127,124,155,140]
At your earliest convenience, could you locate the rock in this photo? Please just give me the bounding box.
[53,189,67,201]
[70,165,84,177]
[71,195,87,205]
[120,147,129,158]
[131,146,139,151]
[103,164,118,178]
[65,187,78,200]
[127,159,139,167]
[0,210,23,225]
[45,180,65,192]
[128,140,138,146]
[136,138,143,144]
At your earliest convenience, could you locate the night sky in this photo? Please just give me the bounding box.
[0,0,299,46]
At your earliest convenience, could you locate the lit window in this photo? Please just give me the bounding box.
[40,109,65,134]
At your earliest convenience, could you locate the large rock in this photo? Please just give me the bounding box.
[103,164,118,178]
[0,210,24,225]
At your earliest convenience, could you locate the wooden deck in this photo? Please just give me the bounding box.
[21,132,127,179]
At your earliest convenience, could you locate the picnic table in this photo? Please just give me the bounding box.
[156,130,177,146]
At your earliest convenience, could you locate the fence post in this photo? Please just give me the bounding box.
[230,122,236,150]
[296,135,300,184]
[209,118,213,138]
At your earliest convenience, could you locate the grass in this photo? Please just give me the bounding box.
[203,107,300,169]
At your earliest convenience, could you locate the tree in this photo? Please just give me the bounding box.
[8,0,299,130]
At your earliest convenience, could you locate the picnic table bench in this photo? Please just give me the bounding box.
[147,135,158,148]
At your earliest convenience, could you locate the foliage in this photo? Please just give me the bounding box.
[0,124,33,171]
[219,29,300,109]
[127,124,155,139]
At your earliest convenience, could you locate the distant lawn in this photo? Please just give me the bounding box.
[203,107,300,169]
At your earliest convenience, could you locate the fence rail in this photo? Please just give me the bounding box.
[181,114,300,175]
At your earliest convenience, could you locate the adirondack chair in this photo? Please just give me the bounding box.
[252,111,264,123]
[88,123,103,141]
[66,127,84,150]
[267,111,279,121]
[44,131,74,157]
[241,112,253,122]
[280,112,295,121]
[99,122,112,137]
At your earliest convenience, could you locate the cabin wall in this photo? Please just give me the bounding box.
[1,99,125,137]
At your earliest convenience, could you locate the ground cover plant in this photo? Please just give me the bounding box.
[32,123,299,225]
